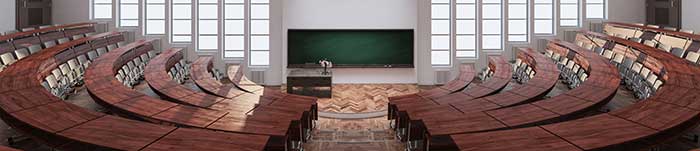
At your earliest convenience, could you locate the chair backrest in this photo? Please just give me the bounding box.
[583,44,594,50]
[0,53,17,65]
[663,27,677,31]
[603,50,613,59]
[51,69,62,79]
[77,55,89,65]
[39,25,52,29]
[72,34,85,40]
[646,74,658,84]
[544,50,553,58]
[644,40,658,47]
[622,58,635,68]
[28,45,42,54]
[60,64,71,75]
[612,54,624,63]
[43,41,57,48]
[552,53,561,61]
[68,59,80,70]
[107,44,118,51]
[657,43,672,52]
[629,37,642,43]
[631,63,643,73]
[576,41,584,47]
[57,38,70,44]
[670,47,685,57]
[45,75,59,88]
[21,28,35,32]
[97,48,108,55]
[680,29,695,34]
[566,61,575,69]
[640,67,650,78]
[593,47,604,54]
[653,80,663,90]
[87,51,99,60]
[14,49,30,60]
[685,51,700,63]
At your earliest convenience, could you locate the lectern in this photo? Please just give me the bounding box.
[286,69,332,98]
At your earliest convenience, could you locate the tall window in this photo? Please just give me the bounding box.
[224,0,245,58]
[560,0,579,27]
[534,0,554,34]
[198,0,219,51]
[145,0,166,35]
[456,0,476,58]
[249,0,270,66]
[92,0,113,19]
[586,0,606,19]
[171,0,192,43]
[508,0,528,42]
[119,0,139,27]
[431,0,451,66]
[482,0,502,51]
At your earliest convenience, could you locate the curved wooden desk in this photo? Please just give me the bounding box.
[443,32,700,151]
[0,32,274,150]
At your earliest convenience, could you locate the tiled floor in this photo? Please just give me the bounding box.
[0,79,698,150]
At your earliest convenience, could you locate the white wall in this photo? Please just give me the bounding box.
[282,0,419,84]
[608,0,646,23]
[53,0,91,25]
[682,0,700,31]
[0,1,15,31]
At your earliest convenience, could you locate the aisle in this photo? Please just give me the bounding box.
[303,117,405,151]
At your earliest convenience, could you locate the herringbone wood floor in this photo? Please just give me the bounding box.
[282,84,421,113]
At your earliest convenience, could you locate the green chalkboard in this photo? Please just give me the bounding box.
[288,30,414,68]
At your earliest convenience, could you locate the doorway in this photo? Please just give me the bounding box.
[646,0,682,28]
[16,0,52,30]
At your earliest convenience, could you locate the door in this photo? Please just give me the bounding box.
[646,0,682,28]
[16,0,52,30]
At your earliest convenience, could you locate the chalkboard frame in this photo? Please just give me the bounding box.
[287,29,415,68]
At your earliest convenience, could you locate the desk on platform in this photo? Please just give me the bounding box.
[287,69,332,98]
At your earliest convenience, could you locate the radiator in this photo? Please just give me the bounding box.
[589,21,604,33]
[562,29,579,43]
[119,29,137,44]
[250,70,266,84]
[537,38,550,53]
[435,70,450,85]
[95,22,109,33]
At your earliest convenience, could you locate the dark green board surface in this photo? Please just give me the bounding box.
[288,30,414,68]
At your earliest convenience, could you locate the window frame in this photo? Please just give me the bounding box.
[118,0,140,27]
[431,0,452,66]
[145,0,167,35]
[507,0,529,42]
[559,0,580,27]
[170,0,193,43]
[248,0,270,66]
[534,0,555,35]
[92,0,113,20]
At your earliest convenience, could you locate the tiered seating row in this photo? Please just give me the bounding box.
[190,57,247,99]
[0,22,98,72]
[0,32,275,150]
[387,64,476,120]
[389,65,476,102]
[579,30,667,99]
[604,22,700,64]
[444,31,700,151]
[385,40,621,150]
[85,39,291,150]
